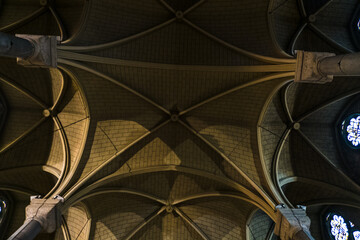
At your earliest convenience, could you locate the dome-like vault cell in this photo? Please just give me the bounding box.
[259,78,360,209]
[270,0,359,55]
[0,0,88,42]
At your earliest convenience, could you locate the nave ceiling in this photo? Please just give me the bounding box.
[0,0,359,239]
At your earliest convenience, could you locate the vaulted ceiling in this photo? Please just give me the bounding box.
[0,0,359,239]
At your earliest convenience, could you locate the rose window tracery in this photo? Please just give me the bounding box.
[331,215,349,240]
[353,231,360,240]
[326,212,360,240]
[347,116,360,147]
[341,114,360,149]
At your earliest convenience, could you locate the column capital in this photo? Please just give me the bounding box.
[25,195,64,233]
[274,204,314,240]
[15,34,60,68]
[294,50,335,84]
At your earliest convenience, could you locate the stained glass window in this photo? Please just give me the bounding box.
[341,114,360,149]
[347,116,360,146]
[354,231,360,240]
[351,5,360,50]
[0,198,6,224]
[331,215,349,240]
[326,213,360,240]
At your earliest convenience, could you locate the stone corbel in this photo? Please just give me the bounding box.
[15,34,60,68]
[274,204,314,240]
[25,195,64,233]
[294,50,335,84]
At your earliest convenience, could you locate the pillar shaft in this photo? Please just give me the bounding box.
[294,51,335,83]
[0,32,34,59]
[8,220,42,240]
[8,196,63,240]
[293,230,314,240]
[318,52,360,76]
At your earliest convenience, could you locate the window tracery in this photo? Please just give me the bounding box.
[351,5,360,49]
[0,196,8,229]
[330,215,349,240]
[341,114,360,149]
[354,231,360,240]
[326,212,360,240]
[346,116,360,147]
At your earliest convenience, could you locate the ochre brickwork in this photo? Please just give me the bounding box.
[260,127,283,176]
[62,203,90,240]
[0,166,56,195]
[54,0,87,39]
[165,0,200,12]
[0,1,40,29]
[49,69,64,105]
[270,0,301,53]
[248,209,274,240]
[133,212,204,240]
[287,79,360,120]
[282,181,359,205]
[277,139,294,181]
[0,81,42,110]
[0,59,52,106]
[259,89,288,178]
[46,130,64,172]
[0,107,43,151]
[89,22,262,66]
[186,0,285,57]
[86,63,267,111]
[180,197,254,239]
[1,0,360,239]
[287,131,358,193]
[0,120,54,169]
[99,171,242,201]
[272,0,359,54]
[186,80,286,193]
[294,27,342,54]
[68,0,170,46]
[85,193,161,240]
[12,12,59,39]
[316,0,358,52]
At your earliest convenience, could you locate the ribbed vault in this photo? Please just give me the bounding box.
[259,77,360,238]
[271,0,359,55]
[0,0,359,239]
[0,53,88,238]
[0,0,87,41]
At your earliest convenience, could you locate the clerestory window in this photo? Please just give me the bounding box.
[0,196,7,226]
[341,114,360,149]
[326,212,360,240]
[0,193,11,237]
[351,5,360,49]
